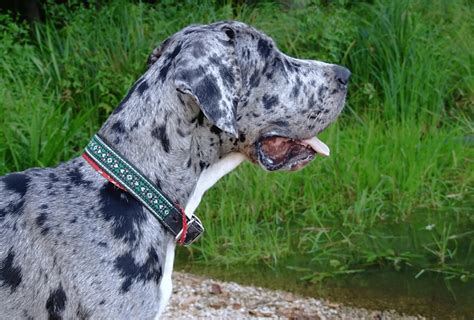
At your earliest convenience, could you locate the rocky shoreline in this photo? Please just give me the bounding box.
[162,272,423,319]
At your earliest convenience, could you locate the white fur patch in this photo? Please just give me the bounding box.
[156,239,175,319]
[185,152,246,218]
[155,152,246,319]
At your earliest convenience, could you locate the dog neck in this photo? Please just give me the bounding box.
[97,75,244,214]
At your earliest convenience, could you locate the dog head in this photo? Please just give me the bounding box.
[148,21,349,171]
[125,21,350,173]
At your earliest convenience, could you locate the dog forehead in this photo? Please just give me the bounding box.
[169,21,273,52]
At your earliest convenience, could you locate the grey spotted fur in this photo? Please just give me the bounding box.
[0,21,349,319]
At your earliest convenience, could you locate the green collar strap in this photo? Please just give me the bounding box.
[83,134,204,246]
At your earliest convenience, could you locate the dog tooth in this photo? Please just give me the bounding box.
[303,137,330,156]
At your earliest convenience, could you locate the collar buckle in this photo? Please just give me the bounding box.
[175,214,204,246]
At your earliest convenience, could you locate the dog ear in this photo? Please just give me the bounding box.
[147,37,171,69]
[174,25,241,137]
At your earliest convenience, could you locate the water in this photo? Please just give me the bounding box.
[176,256,474,319]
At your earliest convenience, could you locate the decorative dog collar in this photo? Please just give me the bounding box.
[83,134,204,246]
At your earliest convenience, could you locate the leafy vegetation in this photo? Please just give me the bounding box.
[0,0,472,282]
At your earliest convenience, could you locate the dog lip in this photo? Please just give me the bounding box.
[255,135,326,171]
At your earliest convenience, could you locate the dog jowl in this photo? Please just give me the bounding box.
[0,21,349,319]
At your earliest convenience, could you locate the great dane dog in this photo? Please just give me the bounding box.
[0,21,349,319]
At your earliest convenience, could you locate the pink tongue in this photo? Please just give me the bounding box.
[302,137,330,156]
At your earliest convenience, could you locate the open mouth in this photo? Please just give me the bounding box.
[256,135,330,171]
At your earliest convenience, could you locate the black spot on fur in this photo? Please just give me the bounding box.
[257,38,272,58]
[291,77,302,98]
[67,167,91,187]
[111,121,126,134]
[136,80,149,95]
[219,65,235,88]
[194,75,222,117]
[265,71,274,80]
[131,121,140,131]
[0,248,22,292]
[49,173,59,183]
[167,43,183,61]
[199,161,208,171]
[210,125,222,135]
[46,285,67,320]
[1,199,24,218]
[36,212,50,235]
[98,242,107,247]
[262,94,279,110]
[99,183,146,244]
[114,248,162,293]
[249,71,260,88]
[151,125,170,153]
[3,173,30,197]
[239,133,246,142]
[0,174,30,217]
[46,173,59,191]
[160,43,182,82]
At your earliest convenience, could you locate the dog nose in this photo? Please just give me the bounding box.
[333,65,351,86]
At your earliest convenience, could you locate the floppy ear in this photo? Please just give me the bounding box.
[173,26,241,137]
[147,37,171,69]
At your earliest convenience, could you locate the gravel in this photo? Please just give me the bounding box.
[162,272,424,319]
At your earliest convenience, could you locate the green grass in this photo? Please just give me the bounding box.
[0,0,473,282]
[195,119,473,279]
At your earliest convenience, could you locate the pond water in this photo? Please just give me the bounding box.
[176,257,474,318]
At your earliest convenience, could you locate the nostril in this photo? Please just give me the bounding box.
[333,65,351,86]
[338,77,347,86]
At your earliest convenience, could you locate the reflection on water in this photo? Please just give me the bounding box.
[176,256,474,319]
